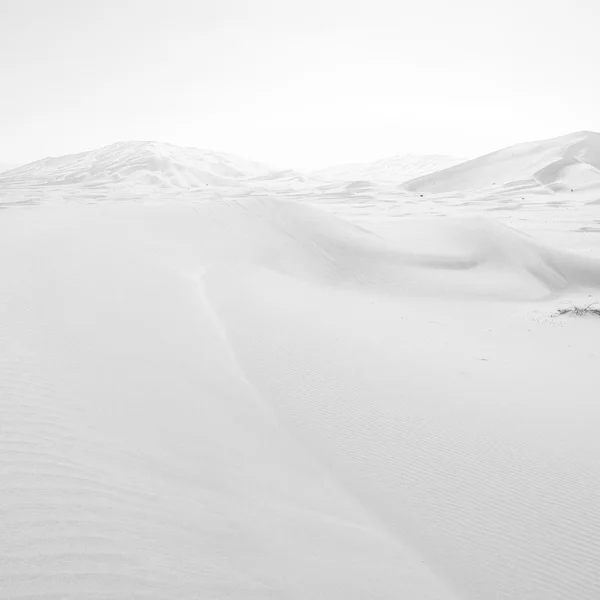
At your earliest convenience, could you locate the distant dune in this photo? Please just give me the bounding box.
[404,131,600,193]
[3,133,600,196]
[0,141,279,190]
[313,154,464,183]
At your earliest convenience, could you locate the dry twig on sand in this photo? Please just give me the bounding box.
[555,302,600,317]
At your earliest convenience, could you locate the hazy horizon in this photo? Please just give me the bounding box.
[2,0,600,170]
[3,129,600,174]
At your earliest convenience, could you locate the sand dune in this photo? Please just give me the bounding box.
[314,153,464,183]
[2,194,600,599]
[404,131,600,193]
[3,132,599,202]
[0,141,279,190]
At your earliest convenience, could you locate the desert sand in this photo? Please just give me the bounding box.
[1,132,600,599]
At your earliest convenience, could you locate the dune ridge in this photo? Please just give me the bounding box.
[0,141,279,190]
[404,131,600,193]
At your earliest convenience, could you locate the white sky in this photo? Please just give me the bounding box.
[1,0,599,169]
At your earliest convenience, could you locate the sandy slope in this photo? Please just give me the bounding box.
[404,131,600,193]
[2,195,600,599]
